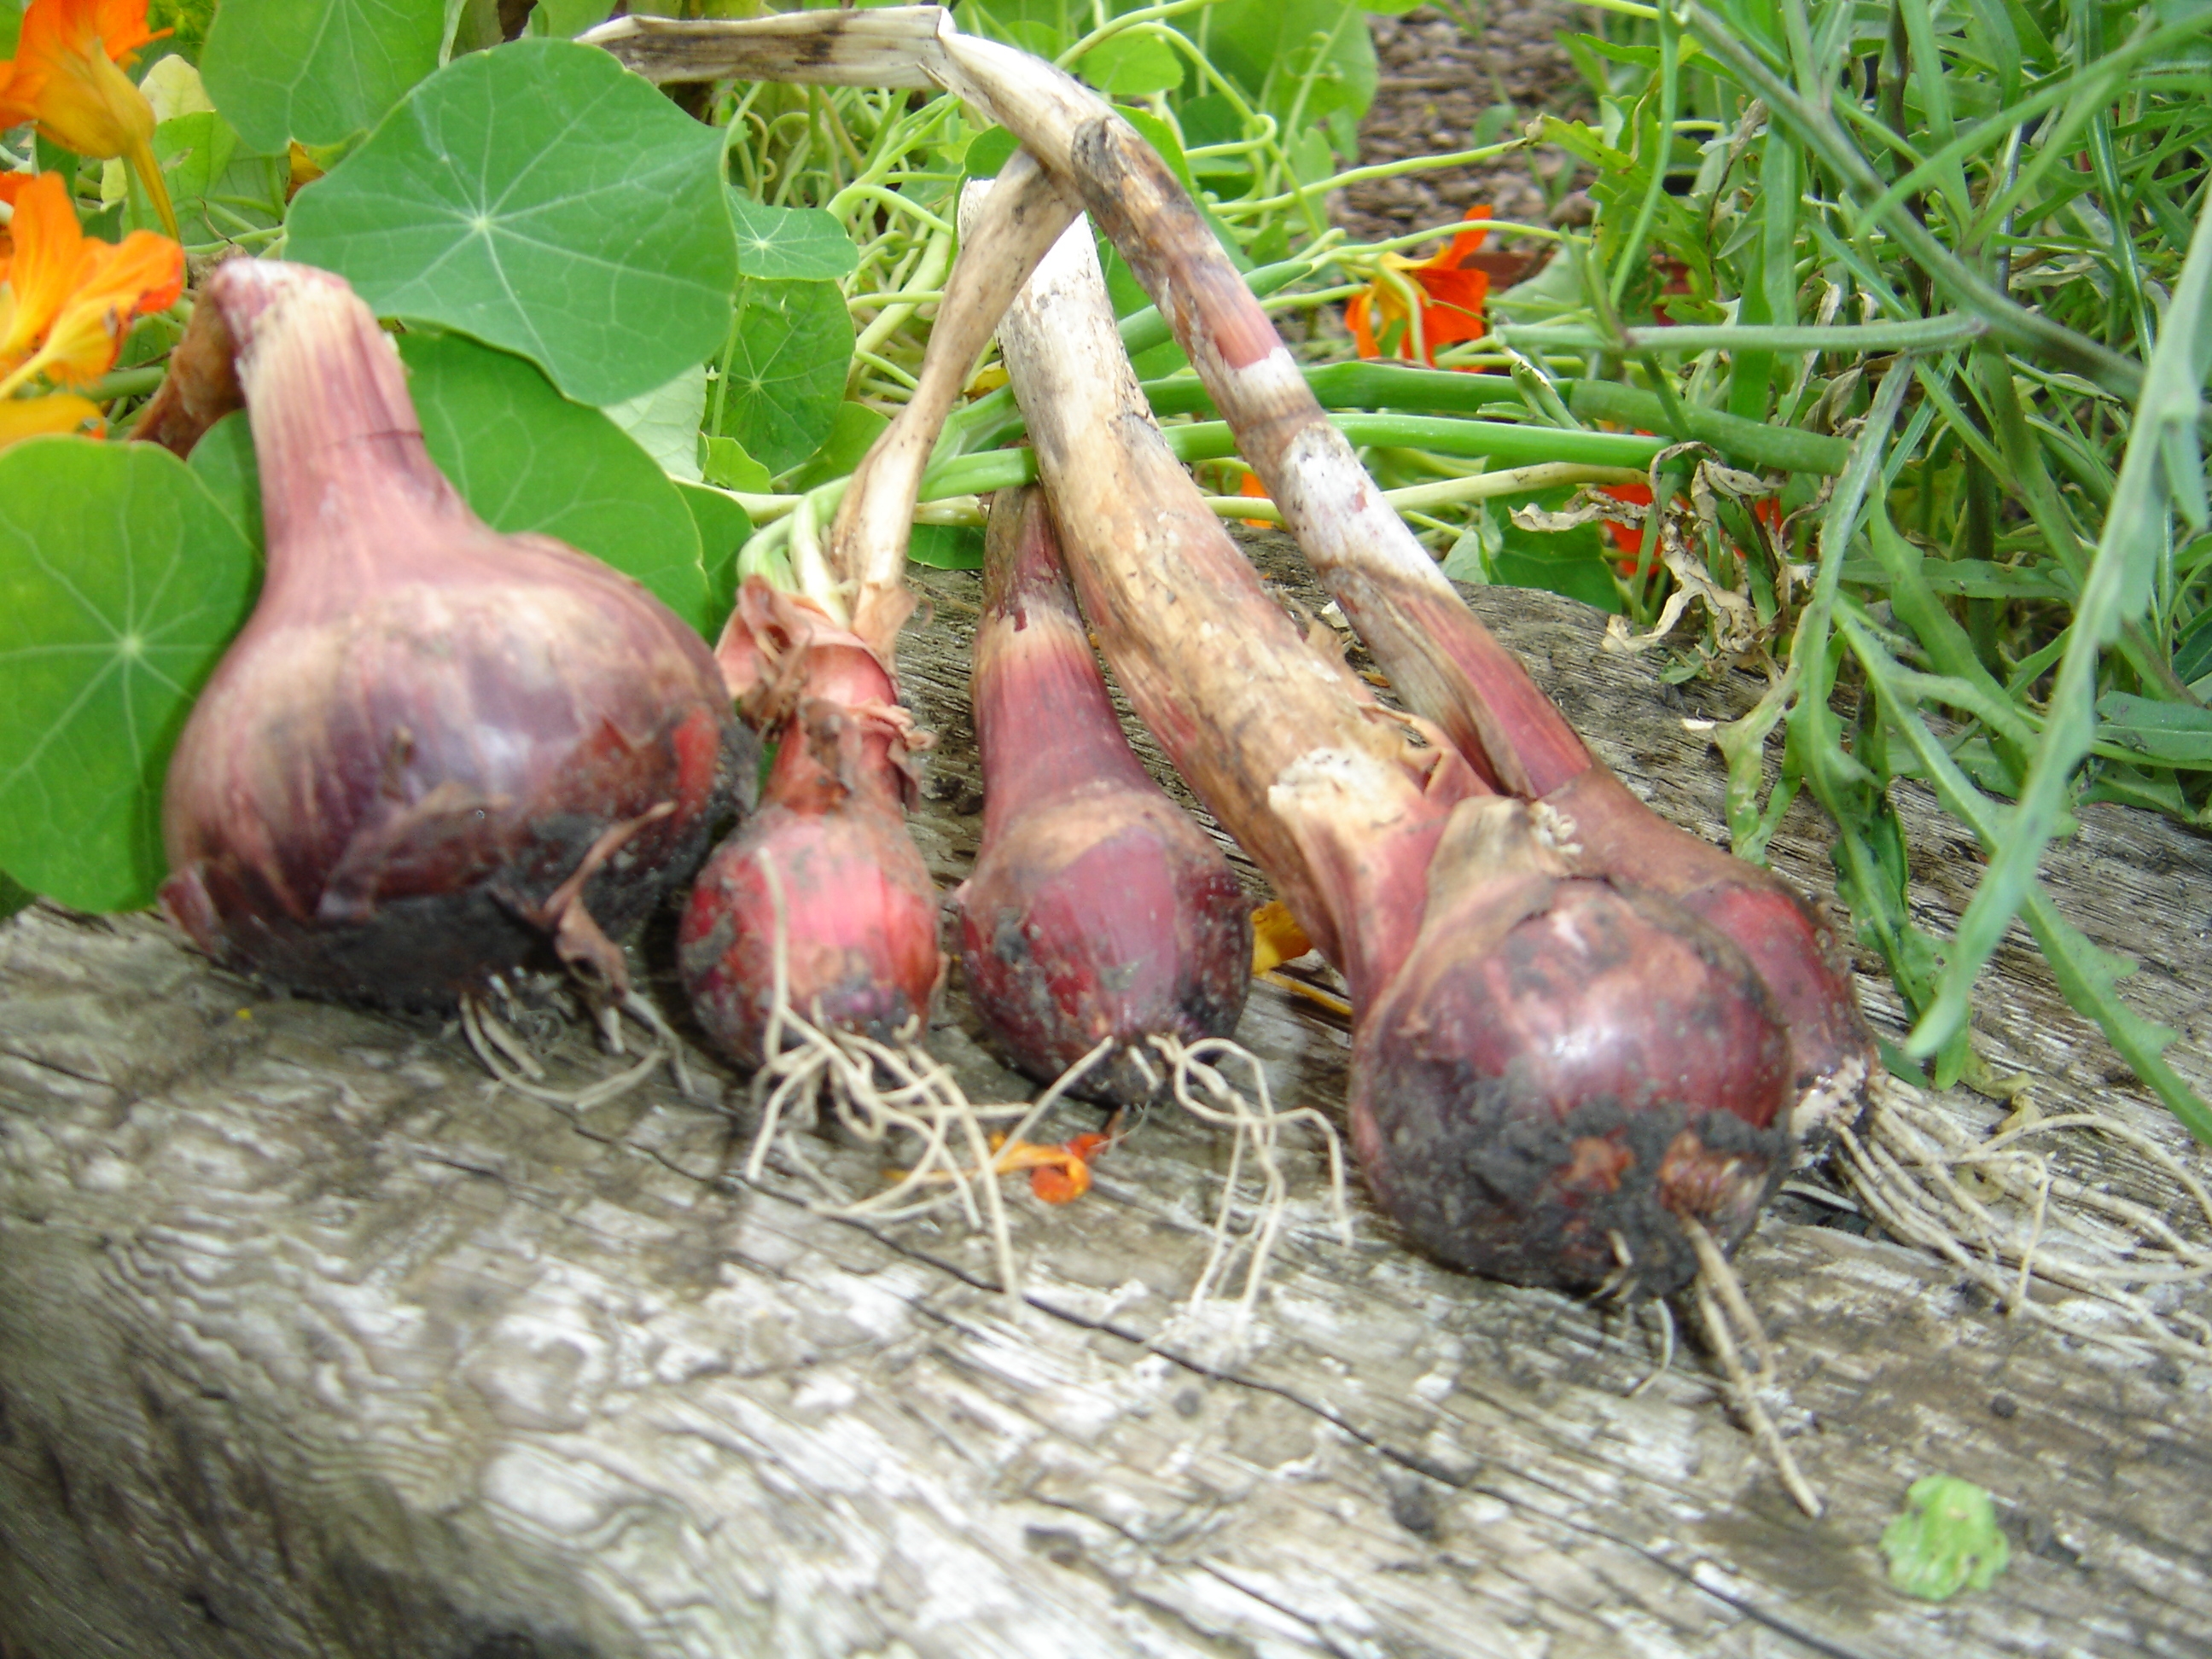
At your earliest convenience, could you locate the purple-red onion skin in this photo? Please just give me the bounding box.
[959,790,1249,1102]
[1336,579,1872,1141]
[958,487,1249,1100]
[679,580,942,1068]
[1348,799,1791,1295]
[1542,766,1872,1140]
[156,261,750,1009]
[678,695,941,1068]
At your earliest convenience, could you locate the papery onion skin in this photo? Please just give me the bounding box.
[957,487,1248,1102]
[154,259,752,1009]
[678,579,942,1068]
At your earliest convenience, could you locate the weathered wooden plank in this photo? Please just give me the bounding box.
[3,546,2208,1658]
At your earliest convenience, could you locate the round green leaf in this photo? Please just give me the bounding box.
[201,0,446,152]
[602,364,708,483]
[188,410,264,555]
[117,112,288,249]
[677,481,754,634]
[727,193,860,282]
[397,333,713,637]
[286,39,737,406]
[1075,32,1184,96]
[707,277,853,478]
[907,524,984,571]
[700,437,773,494]
[788,400,889,492]
[0,438,259,912]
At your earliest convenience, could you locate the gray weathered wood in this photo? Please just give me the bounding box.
[3,549,2209,1658]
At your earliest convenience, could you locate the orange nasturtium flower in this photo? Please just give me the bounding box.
[0,169,28,268]
[0,168,184,447]
[993,1131,1112,1204]
[0,0,178,240]
[1345,206,1494,366]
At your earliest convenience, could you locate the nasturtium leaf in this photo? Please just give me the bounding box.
[396,333,713,636]
[1206,0,1377,141]
[287,39,737,406]
[789,401,889,492]
[1484,489,1627,614]
[727,193,860,282]
[701,436,774,494]
[963,126,1020,181]
[0,438,259,912]
[907,524,985,571]
[528,0,618,36]
[201,0,446,152]
[120,110,288,247]
[602,364,708,484]
[999,17,1072,60]
[678,481,754,633]
[1075,31,1183,96]
[188,410,265,555]
[708,277,853,478]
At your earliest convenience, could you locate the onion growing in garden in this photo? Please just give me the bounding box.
[146,259,752,1009]
[958,485,1249,1102]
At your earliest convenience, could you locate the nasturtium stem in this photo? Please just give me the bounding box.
[1160,414,1664,470]
[1505,314,1989,356]
[1566,381,1851,474]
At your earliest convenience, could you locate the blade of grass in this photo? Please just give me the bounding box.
[1908,176,2212,1060]
[1685,1,2145,399]
[1841,608,2212,1142]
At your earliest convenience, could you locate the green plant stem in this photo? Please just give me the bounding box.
[1506,314,1988,356]
[1685,3,2145,399]
[1567,381,1850,472]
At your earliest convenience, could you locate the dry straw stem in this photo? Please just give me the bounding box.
[827,151,1081,655]
[975,186,1470,995]
[581,7,1580,792]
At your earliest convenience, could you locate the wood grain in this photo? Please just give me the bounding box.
[3,549,2208,1658]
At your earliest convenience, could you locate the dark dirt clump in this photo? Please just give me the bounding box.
[1335,4,1596,248]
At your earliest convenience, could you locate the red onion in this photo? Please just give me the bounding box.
[678,579,941,1068]
[675,158,1093,1071]
[927,79,1872,1139]
[992,214,1792,1295]
[149,259,751,1009]
[957,486,1248,1103]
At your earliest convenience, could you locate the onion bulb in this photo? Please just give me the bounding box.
[151,259,752,1009]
